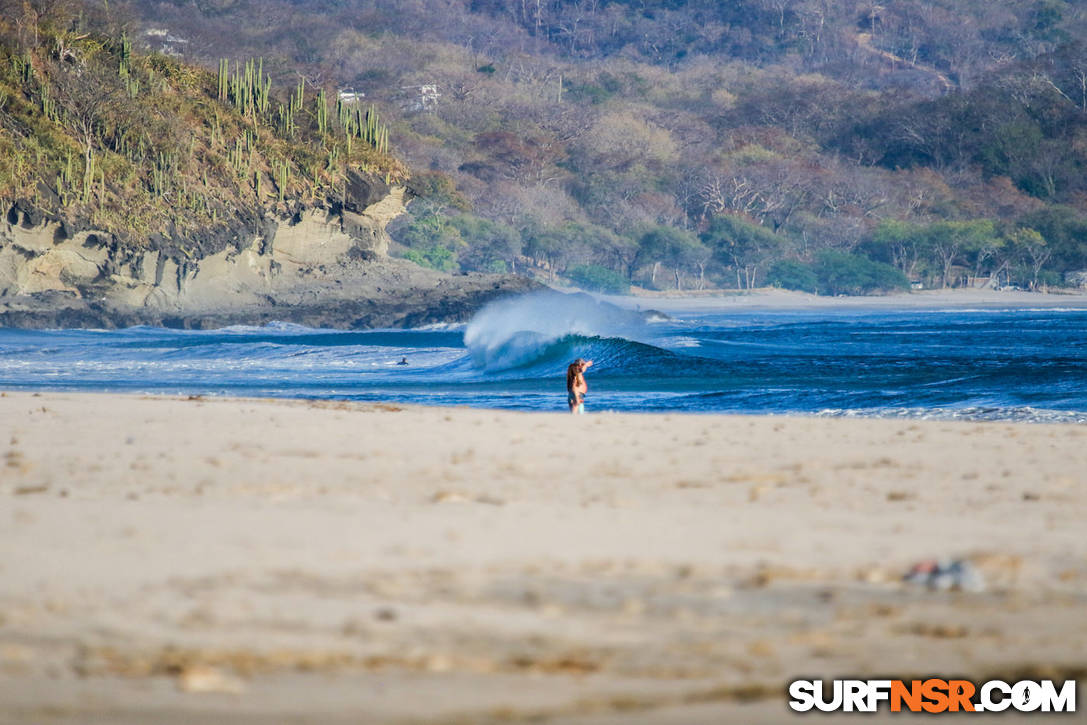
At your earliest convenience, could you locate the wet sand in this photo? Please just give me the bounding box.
[1,392,1085,723]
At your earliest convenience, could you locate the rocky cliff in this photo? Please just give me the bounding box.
[0,189,538,329]
[0,23,539,329]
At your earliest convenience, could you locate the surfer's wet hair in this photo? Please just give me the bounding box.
[567,359,586,392]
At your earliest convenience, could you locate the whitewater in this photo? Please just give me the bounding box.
[2,292,1086,423]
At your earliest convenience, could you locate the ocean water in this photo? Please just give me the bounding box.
[1,292,1086,423]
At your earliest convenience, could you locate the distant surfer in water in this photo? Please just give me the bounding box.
[566,358,592,414]
[397,357,409,365]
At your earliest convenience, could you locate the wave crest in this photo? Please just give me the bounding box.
[464,292,651,371]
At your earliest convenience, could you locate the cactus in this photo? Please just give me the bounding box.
[221,57,274,119]
[217,58,228,101]
[228,136,246,172]
[119,31,132,76]
[13,52,33,85]
[316,89,328,134]
[151,157,165,196]
[328,102,391,152]
[278,102,296,137]
[40,83,55,121]
[81,152,98,204]
[63,150,74,188]
[294,77,305,113]
[273,160,290,202]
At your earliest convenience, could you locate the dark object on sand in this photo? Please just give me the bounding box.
[903,558,985,592]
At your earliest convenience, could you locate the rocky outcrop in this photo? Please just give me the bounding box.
[0,189,540,329]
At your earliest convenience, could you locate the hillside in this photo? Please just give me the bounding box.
[0,3,537,327]
[0,3,405,248]
[122,0,1087,294]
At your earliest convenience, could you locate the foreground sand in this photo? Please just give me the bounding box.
[1,392,1085,724]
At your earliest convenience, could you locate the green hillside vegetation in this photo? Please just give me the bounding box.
[0,3,405,252]
[11,0,1087,292]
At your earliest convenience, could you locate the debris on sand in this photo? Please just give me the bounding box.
[903,559,986,592]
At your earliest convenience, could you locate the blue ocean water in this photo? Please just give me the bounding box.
[2,292,1086,423]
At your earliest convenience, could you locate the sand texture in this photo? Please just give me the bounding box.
[0,392,1085,723]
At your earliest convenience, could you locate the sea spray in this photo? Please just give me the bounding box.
[463,291,652,370]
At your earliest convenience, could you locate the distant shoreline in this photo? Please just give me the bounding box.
[3,283,1085,331]
[595,286,1087,313]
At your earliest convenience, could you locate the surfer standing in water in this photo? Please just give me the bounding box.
[566,358,593,414]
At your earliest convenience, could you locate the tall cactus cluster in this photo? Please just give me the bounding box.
[56,151,74,205]
[228,136,246,172]
[215,56,391,155]
[150,152,172,197]
[277,77,307,138]
[55,150,105,206]
[118,33,139,98]
[278,100,296,137]
[209,55,394,209]
[218,58,272,118]
[272,159,290,202]
[336,100,390,155]
[38,82,57,122]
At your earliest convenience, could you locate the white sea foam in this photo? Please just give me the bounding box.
[411,321,467,331]
[813,407,1087,424]
[916,307,1087,314]
[662,336,701,348]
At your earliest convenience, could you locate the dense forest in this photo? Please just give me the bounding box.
[9,0,1087,292]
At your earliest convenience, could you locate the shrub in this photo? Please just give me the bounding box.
[813,251,909,295]
[449,214,521,273]
[766,259,819,293]
[403,244,456,272]
[566,264,630,294]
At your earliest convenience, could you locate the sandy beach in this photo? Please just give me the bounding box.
[597,287,1087,314]
[1,391,1085,723]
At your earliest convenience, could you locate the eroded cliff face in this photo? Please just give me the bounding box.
[0,187,540,329]
[0,187,402,310]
